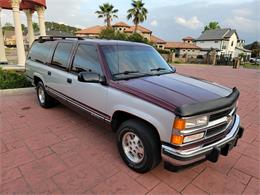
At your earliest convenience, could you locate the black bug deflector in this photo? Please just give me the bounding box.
[175,87,240,117]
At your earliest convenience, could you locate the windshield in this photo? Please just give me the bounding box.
[101,45,174,80]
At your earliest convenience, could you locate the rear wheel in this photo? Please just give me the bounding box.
[117,119,161,173]
[36,81,56,108]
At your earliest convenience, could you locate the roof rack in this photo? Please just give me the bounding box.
[38,35,84,42]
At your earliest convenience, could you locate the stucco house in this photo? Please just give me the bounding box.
[195,28,251,59]
[75,21,165,48]
[165,37,201,58]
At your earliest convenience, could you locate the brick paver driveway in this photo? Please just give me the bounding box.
[0,65,259,194]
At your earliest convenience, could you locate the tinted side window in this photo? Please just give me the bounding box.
[71,45,102,74]
[52,42,74,69]
[28,41,56,64]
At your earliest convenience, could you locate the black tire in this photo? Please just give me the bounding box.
[117,119,161,173]
[36,81,56,108]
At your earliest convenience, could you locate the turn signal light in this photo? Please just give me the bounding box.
[173,118,186,130]
[171,135,183,145]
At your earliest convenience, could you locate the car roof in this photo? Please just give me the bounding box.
[78,38,150,47]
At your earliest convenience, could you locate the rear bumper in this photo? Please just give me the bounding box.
[162,115,243,170]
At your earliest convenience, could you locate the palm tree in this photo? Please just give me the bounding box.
[204,21,221,31]
[95,3,118,28]
[127,0,148,33]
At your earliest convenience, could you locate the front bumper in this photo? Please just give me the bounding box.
[162,114,244,170]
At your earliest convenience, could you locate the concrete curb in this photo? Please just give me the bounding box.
[0,87,35,96]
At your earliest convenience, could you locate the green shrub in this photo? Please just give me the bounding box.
[99,29,150,44]
[0,68,32,89]
[157,49,170,54]
[173,60,182,64]
[127,33,149,44]
[99,28,128,40]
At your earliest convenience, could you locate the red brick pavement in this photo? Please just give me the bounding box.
[0,65,259,194]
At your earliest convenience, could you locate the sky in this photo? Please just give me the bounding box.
[1,0,259,44]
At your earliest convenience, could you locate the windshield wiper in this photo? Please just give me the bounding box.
[150,67,166,71]
[113,71,140,76]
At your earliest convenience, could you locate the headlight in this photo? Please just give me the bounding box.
[185,116,208,129]
[173,116,208,130]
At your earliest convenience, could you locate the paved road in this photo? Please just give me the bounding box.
[0,65,259,194]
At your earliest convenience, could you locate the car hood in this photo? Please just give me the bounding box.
[112,73,232,113]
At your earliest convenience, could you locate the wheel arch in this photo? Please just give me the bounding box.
[111,110,162,144]
[33,73,44,86]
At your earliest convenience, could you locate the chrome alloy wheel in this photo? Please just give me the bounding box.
[122,132,144,163]
[38,86,45,104]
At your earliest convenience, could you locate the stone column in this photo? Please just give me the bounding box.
[11,0,25,66]
[24,9,34,47]
[36,6,46,36]
[0,8,8,64]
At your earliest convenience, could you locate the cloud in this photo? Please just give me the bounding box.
[232,8,252,17]
[174,16,203,29]
[150,20,158,26]
[224,16,260,34]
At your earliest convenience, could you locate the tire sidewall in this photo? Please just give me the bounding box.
[36,82,46,107]
[117,122,154,172]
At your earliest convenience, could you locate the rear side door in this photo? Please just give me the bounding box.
[66,43,109,120]
[45,41,75,97]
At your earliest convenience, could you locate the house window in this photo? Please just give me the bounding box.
[215,41,218,43]
[192,49,195,52]
[182,49,186,52]
[231,41,234,46]
[188,50,190,52]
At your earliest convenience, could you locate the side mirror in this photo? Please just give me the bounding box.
[170,66,176,73]
[78,72,106,85]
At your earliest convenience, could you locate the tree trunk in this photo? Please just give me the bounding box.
[134,23,138,33]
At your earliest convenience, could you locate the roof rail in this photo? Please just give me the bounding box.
[38,35,84,42]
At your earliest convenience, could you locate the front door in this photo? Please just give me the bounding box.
[66,44,109,121]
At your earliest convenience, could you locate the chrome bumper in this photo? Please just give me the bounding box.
[162,114,243,167]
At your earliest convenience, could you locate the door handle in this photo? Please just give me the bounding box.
[67,78,72,84]
[47,71,51,76]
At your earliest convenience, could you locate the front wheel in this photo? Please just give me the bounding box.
[117,119,161,173]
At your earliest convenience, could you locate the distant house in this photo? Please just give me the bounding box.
[75,25,105,38]
[182,36,195,44]
[150,35,166,50]
[75,21,164,48]
[195,28,251,59]
[165,37,201,58]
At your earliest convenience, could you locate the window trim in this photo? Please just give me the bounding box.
[50,40,76,72]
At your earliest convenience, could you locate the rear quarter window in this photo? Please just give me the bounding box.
[28,41,56,64]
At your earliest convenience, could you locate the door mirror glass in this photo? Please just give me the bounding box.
[78,71,106,84]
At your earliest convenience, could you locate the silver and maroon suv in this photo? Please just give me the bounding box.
[26,36,244,173]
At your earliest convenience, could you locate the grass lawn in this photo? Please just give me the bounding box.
[242,63,260,69]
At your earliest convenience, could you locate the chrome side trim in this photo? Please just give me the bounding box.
[46,86,111,122]
[162,114,240,158]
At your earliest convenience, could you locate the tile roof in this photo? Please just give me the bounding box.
[112,22,130,27]
[182,36,194,40]
[196,28,237,41]
[165,42,200,49]
[75,25,105,35]
[124,25,152,33]
[150,35,166,44]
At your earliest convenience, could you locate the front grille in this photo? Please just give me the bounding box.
[209,108,233,121]
[206,123,227,137]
